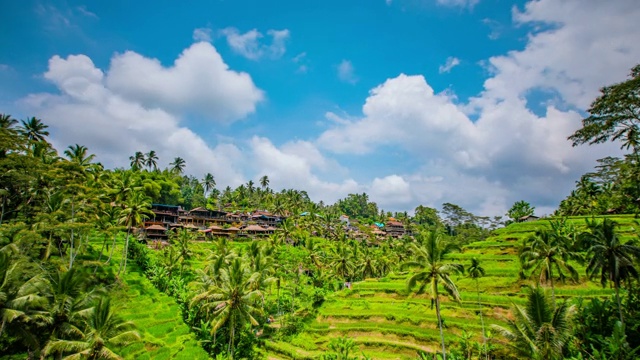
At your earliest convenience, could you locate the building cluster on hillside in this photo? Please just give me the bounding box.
[144,204,409,242]
[144,204,283,241]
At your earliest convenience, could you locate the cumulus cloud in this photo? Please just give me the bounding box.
[317,0,638,215]
[105,42,263,122]
[192,27,212,42]
[337,60,358,84]
[439,56,460,74]
[220,27,290,60]
[436,0,480,9]
[22,53,247,186]
[249,137,360,203]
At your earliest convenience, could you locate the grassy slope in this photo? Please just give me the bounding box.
[264,214,637,359]
[93,240,210,360]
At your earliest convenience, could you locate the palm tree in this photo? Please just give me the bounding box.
[260,175,269,189]
[118,192,153,276]
[64,144,96,167]
[169,157,186,174]
[129,151,145,170]
[403,231,463,360]
[190,257,263,359]
[44,297,140,359]
[0,252,48,337]
[580,218,640,323]
[493,286,574,360]
[45,268,98,342]
[18,117,49,142]
[0,114,17,130]
[145,150,158,171]
[467,257,487,360]
[328,241,355,282]
[520,229,579,305]
[202,173,216,197]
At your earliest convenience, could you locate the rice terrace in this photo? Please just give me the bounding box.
[2,1,640,359]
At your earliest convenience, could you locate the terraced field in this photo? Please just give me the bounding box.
[89,240,210,360]
[263,215,638,359]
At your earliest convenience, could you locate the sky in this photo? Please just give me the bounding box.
[1,0,639,217]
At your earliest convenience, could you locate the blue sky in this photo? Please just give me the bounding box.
[1,0,639,216]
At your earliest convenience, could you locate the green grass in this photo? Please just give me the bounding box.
[262,215,632,359]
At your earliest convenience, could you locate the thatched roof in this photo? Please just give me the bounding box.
[244,224,266,232]
[209,225,223,230]
[146,224,166,231]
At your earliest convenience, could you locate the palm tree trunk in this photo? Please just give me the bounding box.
[476,279,487,360]
[105,231,117,264]
[0,194,5,225]
[118,230,130,276]
[615,283,624,324]
[69,201,75,269]
[435,295,447,360]
[94,233,108,274]
[549,266,556,307]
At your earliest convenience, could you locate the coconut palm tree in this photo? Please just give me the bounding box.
[145,150,158,171]
[190,257,263,359]
[118,192,153,276]
[45,268,99,343]
[169,157,186,174]
[403,231,463,360]
[18,117,49,142]
[202,173,216,197]
[329,241,355,283]
[64,144,96,168]
[0,114,17,129]
[493,286,574,360]
[0,252,48,337]
[520,229,580,305]
[260,175,269,189]
[129,151,145,170]
[467,257,488,360]
[44,297,140,359]
[580,218,640,323]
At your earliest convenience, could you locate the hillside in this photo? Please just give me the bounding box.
[262,215,637,359]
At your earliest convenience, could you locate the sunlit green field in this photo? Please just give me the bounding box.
[260,215,635,359]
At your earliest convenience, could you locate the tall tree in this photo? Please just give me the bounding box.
[202,173,216,197]
[129,152,144,170]
[569,64,640,154]
[403,231,463,360]
[580,218,640,323]
[169,157,186,174]
[467,257,488,360]
[493,287,574,360]
[145,150,158,171]
[44,297,140,360]
[118,192,153,276]
[64,144,96,167]
[190,257,263,359]
[259,175,269,189]
[520,229,580,305]
[18,117,49,142]
[507,200,535,222]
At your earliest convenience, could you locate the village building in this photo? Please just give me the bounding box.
[385,218,405,238]
[518,215,540,223]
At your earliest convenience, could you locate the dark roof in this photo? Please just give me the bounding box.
[152,203,179,209]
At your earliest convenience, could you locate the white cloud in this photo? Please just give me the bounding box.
[22,53,247,187]
[249,137,360,203]
[475,0,640,110]
[292,52,309,73]
[105,42,263,122]
[220,27,290,60]
[369,175,412,206]
[337,60,358,84]
[437,0,480,9]
[192,27,212,42]
[439,56,460,73]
